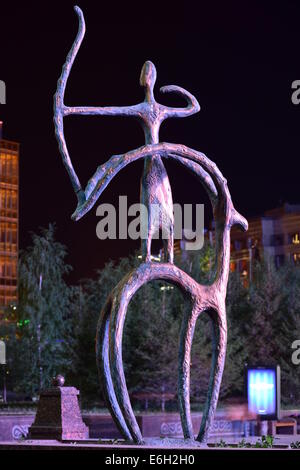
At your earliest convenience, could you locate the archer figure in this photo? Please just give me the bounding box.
[54,7,248,445]
[54,6,200,263]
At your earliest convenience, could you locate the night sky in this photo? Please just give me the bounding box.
[1,1,300,282]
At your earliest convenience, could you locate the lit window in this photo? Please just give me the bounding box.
[293,253,300,265]
[230,261,236,272]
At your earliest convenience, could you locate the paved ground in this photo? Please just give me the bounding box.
[0,434,299,450]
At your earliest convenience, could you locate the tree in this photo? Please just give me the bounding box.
[123,279,181,398]
[224,258,300,404]
[4,224,75,396]
[222,270,252,398]
[4,225,300,407]
[70,244,216,407]
[70,254,140,404]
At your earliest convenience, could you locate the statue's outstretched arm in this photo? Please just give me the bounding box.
[160,84,200,118]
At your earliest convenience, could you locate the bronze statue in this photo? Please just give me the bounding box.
[54,6,248,444]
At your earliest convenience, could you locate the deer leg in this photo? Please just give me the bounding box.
[178,304,198,439]
[196,306,227,443]
[109,292,144,444]
[96,298,133,441]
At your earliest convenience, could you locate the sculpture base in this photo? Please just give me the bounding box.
[28,386,88,441]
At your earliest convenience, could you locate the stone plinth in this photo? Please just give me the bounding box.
[28,386,88,440]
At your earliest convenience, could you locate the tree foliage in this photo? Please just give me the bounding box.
[1,224,74,395]
[1,228,300,408]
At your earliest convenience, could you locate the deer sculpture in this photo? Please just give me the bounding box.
[54,6,248,444]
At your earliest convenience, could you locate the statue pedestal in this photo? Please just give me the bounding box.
[28,386,88,440]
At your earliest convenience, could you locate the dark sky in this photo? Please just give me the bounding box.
[1,0,300,282]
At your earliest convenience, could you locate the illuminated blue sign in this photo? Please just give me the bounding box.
[246,366,280,420]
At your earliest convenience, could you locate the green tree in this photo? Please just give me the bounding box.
[70,254,140,404]
[71,242,220,407]
[5,224,75,396]
[222,270,252,398]
[124,280,181,399]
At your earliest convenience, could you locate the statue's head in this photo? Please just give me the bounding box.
[140,61,157,94]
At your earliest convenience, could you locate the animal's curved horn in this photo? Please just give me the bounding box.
[53,6,86,205]
[160,85,200,117]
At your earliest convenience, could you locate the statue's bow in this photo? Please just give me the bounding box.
[54,6,200,220]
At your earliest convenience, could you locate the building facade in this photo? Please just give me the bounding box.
[175,203,300,282]
[0,122,19,314]
[230,203,300,279]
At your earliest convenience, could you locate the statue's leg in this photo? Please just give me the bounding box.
[178,304,198,439]
[141,208,153,262]
[146,231,152,262]
[144,210,155,262]
[96,298,133,441]
[167,221,174,264]
[196,306,227,442]
[161,211,174,263]
[141,237,148,261]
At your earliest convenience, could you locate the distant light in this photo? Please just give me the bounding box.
[292,233,300,245]
[17,319,30,327]
[137,254,161,261]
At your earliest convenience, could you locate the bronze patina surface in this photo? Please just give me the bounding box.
[54,6,248,444]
